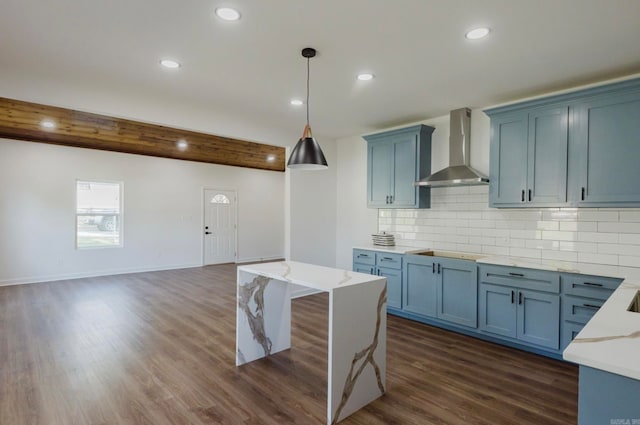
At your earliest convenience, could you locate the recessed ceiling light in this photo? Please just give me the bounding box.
[290,99,303,106]
[215,7,241,21]
[40,119,56,129]
[357,73,375,81]
[160,59,181,69]
[266,154,276,162]
[176,140,188,151]
[465,27,490,40]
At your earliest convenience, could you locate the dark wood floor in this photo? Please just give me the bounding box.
[0,264,578,425]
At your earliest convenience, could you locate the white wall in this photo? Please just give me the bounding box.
[0,139,285,285]
[289,138,337,267]
[0,70,341,284]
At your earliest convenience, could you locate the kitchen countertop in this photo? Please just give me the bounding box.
[354,246,640,380]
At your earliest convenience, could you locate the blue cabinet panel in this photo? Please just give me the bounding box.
[437,258,478,328]
[517,289,560,350]
[575,91,640,205]
[354,265,375,275]
[489,112,528,206]
[375,252,403,269]
[528,106,568,204]
[379,267,402,309]
[353,249,375,266]
[480,283,517,338]
[403,258,437,317]
[364,125,433,209]
[561,321,584,351]
[367,142,393,207]
[578,366,640,425]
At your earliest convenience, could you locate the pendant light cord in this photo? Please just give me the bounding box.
[306,55,311,133]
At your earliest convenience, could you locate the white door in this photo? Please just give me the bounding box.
[203,189,237,265]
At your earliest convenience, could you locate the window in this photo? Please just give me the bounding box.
[76,180,122,249]
[210,194,230,204]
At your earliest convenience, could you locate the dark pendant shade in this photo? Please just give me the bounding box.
[287,136,328,170]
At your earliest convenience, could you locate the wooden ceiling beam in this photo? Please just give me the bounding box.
[0,97,286,172]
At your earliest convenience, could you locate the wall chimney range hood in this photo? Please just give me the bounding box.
[415,108,489,187]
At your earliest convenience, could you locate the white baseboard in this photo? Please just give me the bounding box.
[236,255,284,264]
[0,263,201,287]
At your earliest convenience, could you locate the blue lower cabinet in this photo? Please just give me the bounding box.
[480,284,517,338]
[378,267,402,309]
[517,289,560,350]
[354,265,375,275]
[562,321,585,351]
[437,258,478,328]
[480,283,560,350]
[403,256,437,317]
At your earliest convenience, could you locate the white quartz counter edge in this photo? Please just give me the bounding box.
[353,245,431,255]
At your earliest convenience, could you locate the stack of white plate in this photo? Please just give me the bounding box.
[372,232,395,246]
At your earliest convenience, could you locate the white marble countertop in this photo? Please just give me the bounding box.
[353,244,431,254]
[238,261,384,292]
[563,279,640,380]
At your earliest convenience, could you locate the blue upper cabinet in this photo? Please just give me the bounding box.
[489,111,529,205]
[486,77,640,208]
[488,105,568,207]
[572,90,640,206]
[364,124,434,209]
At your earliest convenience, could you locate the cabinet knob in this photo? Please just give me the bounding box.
[528,189,532,202]
[518,292,523,305]
[521,190,525,202]
[581,187,586,201]
[511,290,515,304]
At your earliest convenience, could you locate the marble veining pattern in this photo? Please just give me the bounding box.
[337,270,352,286]
[238,274,272,357]
[331,285,386,424]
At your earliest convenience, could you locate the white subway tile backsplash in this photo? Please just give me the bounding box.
[577,232,619,243]
[541,230,577,241]
[619,210,640,222]
[598,222,640,233]
[509,248,542,259]
[541,250,578,262]
[577,252,618,266]
[577,210,619,221]
[379,191,640,271]
[482,245,510,255]
[536,221,560,231]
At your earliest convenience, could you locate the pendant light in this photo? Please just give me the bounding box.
[287,47,328,170]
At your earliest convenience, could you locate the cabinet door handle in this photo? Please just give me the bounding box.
[389,195,393,204]
[581,187,586,201]
[518,292,523,305]
[437,263,441,274]
[432,263,435,274]
[509,272,525,277]
[521,189,525,202]
[358,254,369,258]
[582,282,603,287]
[511,290,515,304]
[528,189,532,202]
[385,195,389,204]
[583,304,600,309]
[381,257,393,261]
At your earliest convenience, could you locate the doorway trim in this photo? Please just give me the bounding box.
[201,187,238,266]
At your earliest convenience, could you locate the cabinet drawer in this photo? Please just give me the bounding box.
[353,249,375,266]
[479,265,560,293]
[376,253,403,269]
[562,295,605,325]
[562,273,621,300]
[561,321,585,350]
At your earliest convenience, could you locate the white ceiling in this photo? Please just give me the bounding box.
[2,0,640,140]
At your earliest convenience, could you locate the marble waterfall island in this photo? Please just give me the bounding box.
[236,261,387,425]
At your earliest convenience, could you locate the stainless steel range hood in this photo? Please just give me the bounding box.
[416,108,489,187]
